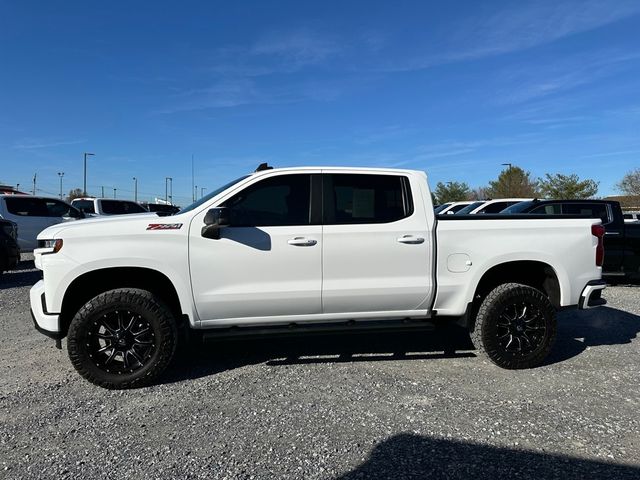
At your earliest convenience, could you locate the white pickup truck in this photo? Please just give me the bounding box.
[30,166,606,389]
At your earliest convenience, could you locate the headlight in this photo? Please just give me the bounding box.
[37,239,64,254]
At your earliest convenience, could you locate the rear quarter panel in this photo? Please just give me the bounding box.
[434,218,601,316]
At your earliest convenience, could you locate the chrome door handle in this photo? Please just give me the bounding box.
[604,231,619,236]
[288,237,317,246]
[397,235,425,244]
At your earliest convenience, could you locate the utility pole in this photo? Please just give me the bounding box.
[133,177,138,202]
[501,163,512,197]
[101,186,105,197]
[191,154,195,202]
[32,173,37,195]
[58,172,65,199]
[83,152,95,196]
[113,188,117,199]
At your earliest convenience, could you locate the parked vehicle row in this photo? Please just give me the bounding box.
[0,194,180,253]
[0,218,20,275]
[31,165,606,389]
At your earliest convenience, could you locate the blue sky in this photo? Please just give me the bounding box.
[1,0,639,205]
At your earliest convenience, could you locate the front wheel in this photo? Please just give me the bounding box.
[470,283,556,369]
[67,288,178,389]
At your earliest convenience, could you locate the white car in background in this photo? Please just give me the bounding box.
[435,201,475,214]
[0,195,83,251]
[71,198,149,216]
[456,198,533,215]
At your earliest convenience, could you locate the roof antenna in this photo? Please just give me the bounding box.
[255,163,273,172]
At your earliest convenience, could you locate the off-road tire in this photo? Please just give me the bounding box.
[67,288,177,389]
[470,283,556,369]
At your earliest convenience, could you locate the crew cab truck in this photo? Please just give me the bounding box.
[31,166,606,389]
[504,199,640,281]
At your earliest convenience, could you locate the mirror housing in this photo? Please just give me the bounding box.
[201,207,230,240]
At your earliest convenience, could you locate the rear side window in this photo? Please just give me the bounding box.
[224,174,312,227]
[4,197,48,216]
[101,200,147,215]
[323,174,412,225]
[562,203,610,224]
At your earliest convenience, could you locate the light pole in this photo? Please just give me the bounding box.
[165,177,173,204]
[113,188,117,199]
[501,163,512,197]
[101,186,105,197]
[83,152,95,195]
[194,185,198,200]
[201,187,206,198]
[133,177,138,202]
[58,172,65,199]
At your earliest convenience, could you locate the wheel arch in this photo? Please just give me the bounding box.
[59,267,186,338]
[462,260,561,331]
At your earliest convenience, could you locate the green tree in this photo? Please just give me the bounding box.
[486,166,538,198]
[66,188,85,202]
[434,181,471,204]
[616,168,640,196]
[538,173,599,199]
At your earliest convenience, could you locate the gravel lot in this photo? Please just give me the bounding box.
[1,255,639,479]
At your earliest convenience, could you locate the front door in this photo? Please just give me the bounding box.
[321,172,434,314]
[189,172,322,323]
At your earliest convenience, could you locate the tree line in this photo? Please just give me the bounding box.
[433,167,640,204]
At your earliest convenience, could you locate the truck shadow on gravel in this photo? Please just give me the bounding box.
[335,433,640,479]
[545,306,640,365]
[161,305,640,384]
[161,327,477,385]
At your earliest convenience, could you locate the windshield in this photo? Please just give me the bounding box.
[501,201,536,213]
[454,201,485,214]
[178,175,250,214]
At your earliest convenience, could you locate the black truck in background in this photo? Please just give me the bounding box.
[0,218,20,276]
[504,199,640,281]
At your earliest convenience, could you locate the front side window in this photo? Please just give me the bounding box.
[323,174,412,225]
[44,199,81,218]
[531,204,561,215]
[101,200,147,215]
[224,174,312,227]
[72,200,96,214]
[5,197,47,216]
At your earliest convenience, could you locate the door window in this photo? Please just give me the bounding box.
[477,201,517,214]
[44,199,81,218]
[530,204,561,215]
[101,200,147,215]
[562,203,611,224]
[323,174,412,224]
[4,197,48,216]
[224,174,312,227]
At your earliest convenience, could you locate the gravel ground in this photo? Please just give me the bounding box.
[1,256,639,479]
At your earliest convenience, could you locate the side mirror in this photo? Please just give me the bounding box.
[201,207,230,240]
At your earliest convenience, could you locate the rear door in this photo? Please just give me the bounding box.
[321,172,434,314]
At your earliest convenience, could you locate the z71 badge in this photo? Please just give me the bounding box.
[147,223,183,230]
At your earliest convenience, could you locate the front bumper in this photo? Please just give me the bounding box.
[30,280,61,338]
[578,280,607,310]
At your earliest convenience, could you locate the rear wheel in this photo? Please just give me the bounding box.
[470,283,556,369]
[67,288,177,389]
